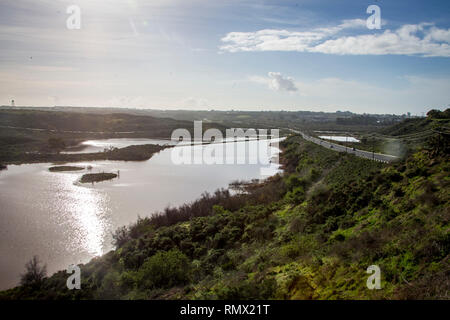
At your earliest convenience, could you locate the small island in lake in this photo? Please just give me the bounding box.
[49,166,85,172]
[80,172,117,183]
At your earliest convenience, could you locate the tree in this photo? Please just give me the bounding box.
[426,108,450,120]
[427,109,441,119]
[112,226,130,248]
[20,256,47,287]
[443,108,450,119]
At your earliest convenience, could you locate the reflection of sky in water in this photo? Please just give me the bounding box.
[170,138,283,177]
[0,164,112,289]
[41,170,109,257]
[64,138,178,154]
[0,138,282,290]
[67,184,107,256]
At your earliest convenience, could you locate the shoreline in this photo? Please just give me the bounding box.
[1,144,171,166]
[0,141,286,291]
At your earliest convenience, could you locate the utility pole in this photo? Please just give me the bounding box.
[345,134,348,153]
[372,139,375,160]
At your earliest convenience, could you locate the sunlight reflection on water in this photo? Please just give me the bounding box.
[0,138,282,290]
[42,169,109,257]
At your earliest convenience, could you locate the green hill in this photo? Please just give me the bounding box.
[348,109,450,157]
[381,109,450,137]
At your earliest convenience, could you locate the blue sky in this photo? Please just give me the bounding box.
[0,0,449,114]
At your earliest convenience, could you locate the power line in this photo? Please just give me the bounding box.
[369,129,434,139]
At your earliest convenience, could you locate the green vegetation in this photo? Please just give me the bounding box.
[312,108,450,157]
[80,173,118,184]
[19,256,47,289]
[1,121,448,299]
[49,166,84,172]
[0,109,196,135]
[1,144,167,165]
[119,108,405,131]
[0,109,225,164]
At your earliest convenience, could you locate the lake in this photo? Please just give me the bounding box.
[0,138,282,290]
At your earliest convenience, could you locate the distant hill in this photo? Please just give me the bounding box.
[0,109,227,164]
[381,108,449,136]
[337,108,450,158]
[0,106,409,132]
[0,109,209,135]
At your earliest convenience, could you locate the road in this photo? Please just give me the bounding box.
[290,129,398,163]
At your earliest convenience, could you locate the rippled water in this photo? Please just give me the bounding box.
[0,138,281,290]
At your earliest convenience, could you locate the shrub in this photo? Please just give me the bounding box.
[285,174,304,191]
[97,271,121,299]
[137,249,191,289]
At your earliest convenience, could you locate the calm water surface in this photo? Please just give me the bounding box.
[0,138,281,289]
[62,138,179,153]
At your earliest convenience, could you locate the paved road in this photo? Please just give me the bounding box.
[290,129,398,163]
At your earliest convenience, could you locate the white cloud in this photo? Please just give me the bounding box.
[221,19,365,53]
[250,72,298,92]
[221,21,450,57]
[268,72,297,92]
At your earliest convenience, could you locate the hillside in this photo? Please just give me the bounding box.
[0,109,226,165]
[381,109,450,137]
[0,109,190,133]
[328,109,450,157]
[1,127,448,300]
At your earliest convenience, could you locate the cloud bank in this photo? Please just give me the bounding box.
[221,21,450,57]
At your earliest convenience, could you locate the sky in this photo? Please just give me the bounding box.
[0,0,449,115]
